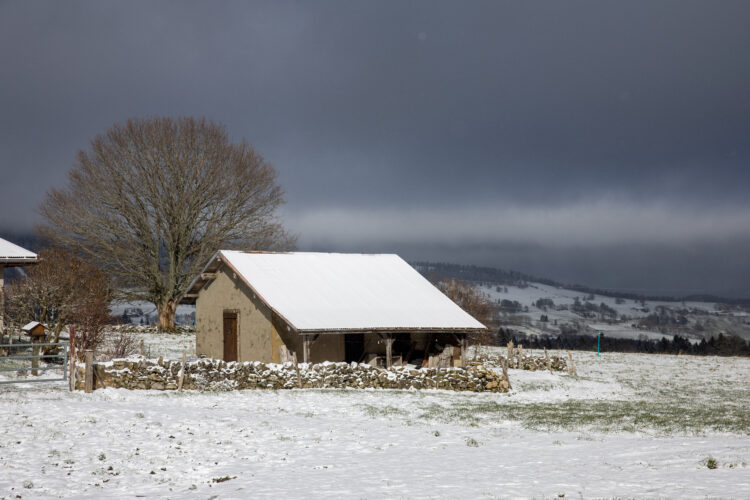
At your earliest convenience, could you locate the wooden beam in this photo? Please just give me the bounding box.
[200,273,217,281]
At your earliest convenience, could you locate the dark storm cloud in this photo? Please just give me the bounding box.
[1,1,749,295]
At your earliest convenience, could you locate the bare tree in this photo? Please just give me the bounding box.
[437,279,496,345]
[4,247,113,357]
[106,328,140,360]
[70,271,112,360]
[38,117,295,330]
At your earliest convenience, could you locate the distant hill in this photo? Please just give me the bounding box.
[411,261,750,305]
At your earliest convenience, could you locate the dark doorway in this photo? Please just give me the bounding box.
[344,333,364,363]
[223,312,238,362]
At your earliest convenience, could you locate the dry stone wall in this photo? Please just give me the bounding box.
[476,352,568,372]
[76,358,510,393]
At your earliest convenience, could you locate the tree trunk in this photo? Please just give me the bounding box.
[157,300,177,331]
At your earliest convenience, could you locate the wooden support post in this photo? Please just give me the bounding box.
[293,351,302,388]
[460,334,467,367]
[567,350,577,376]
[303,335,311,364]
[84,350,94,393]
[545,347,551,372]
[178,351,186,392]
[385,333,393,369]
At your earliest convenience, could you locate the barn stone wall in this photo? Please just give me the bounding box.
[76,358,510,393]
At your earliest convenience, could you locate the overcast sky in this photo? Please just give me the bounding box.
[1,1,749,296]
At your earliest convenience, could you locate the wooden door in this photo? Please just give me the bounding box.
[223,312,238,362]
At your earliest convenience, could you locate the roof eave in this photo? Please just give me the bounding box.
[179,251,223,304]
[0,257,38,268]
[295,326,488,335]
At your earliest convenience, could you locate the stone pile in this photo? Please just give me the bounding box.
[477,352,568,372]
[76,358,510,393]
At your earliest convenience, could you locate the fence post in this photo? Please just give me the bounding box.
[501,357,512,390]
[84,350,94,393]
[545,347,551,372]
[567,350,577,376]
[69,354,76,391]
[517,344,523,369]
[69,327,76,391]
[62,343,68,387]
[31,338,40,376]
[507,341,513,364]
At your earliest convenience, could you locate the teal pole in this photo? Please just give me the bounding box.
[597,330,601,357]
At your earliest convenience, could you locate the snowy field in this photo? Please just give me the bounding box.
[127,328,195,360]
[2,351,749,498]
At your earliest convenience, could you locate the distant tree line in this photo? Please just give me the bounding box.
[413,261,534,287]
[495,329,750,357]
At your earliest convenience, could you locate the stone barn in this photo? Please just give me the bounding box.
[181,251,486,368]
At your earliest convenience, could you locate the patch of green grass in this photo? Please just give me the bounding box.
[412,399,750,435]
[465,437,479,447]
[360,404,409,418]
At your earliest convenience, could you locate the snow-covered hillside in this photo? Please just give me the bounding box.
[477,281,750,342]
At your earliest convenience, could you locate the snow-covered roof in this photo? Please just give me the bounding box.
[188,251,486,333]
[22,321,43,332]
[0,237,37,265]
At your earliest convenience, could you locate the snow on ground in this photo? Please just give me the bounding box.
[1,351,749,498]
[128,328,195,360]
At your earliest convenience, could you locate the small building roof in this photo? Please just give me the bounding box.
[0,237,38,267]
[185,251,486,334]
[22,321,43,332]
